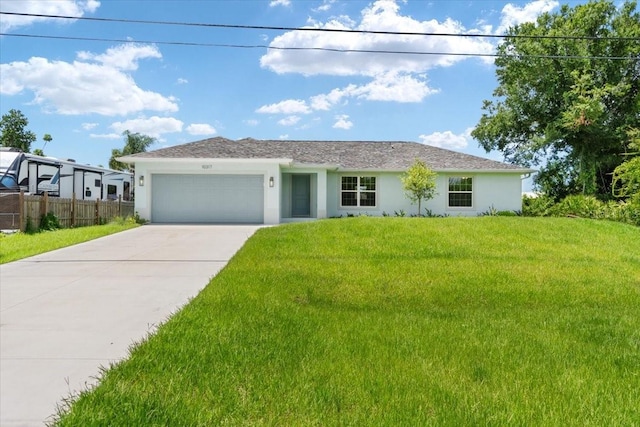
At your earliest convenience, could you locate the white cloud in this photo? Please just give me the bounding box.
[279,134,290,139]
[310,87,350,110]
[0,45,178,116]
[256,99,311,115]
[260,0,494,77]
[418,128,473,150]
[186,123,217,135]
[81,122,99,130]
[0,0,101,32]
[177,78,189,84]
[269,0,290,7]
[313,0,337,12]
[244,119,259,126]
[333,115,353,130]
[89,133,121,139]
[497,0,559,34]
[77,44,161,71]
[266,72,436,123]
[277,116,301,126]
[349,72,437,102]
[110,116,184,138]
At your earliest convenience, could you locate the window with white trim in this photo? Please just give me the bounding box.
[448,176,473,207]
[341,176,376,207]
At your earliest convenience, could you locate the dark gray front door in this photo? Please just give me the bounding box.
[291,174,311,217]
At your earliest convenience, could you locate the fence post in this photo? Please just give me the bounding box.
[118,194,122,217]
[71,192,76,228]
[40,192,49,219]
[95,198,100,225]
[19,191,25,232]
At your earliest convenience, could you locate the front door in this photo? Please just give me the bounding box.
[291,174,311,217]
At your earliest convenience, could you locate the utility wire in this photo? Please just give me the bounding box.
[2,11,640,42]
[3,32,638,61]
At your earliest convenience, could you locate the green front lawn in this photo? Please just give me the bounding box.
[0,221,139,264]
[55,217,640,426]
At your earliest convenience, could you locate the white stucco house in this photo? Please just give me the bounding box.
[119,137,534,224]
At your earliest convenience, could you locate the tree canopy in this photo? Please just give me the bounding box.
[401,159,437,216]
[472,0,640,200]
[0,109,37,153]
[109,130,156,171]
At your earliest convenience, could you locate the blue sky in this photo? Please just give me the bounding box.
[1,0,583,176]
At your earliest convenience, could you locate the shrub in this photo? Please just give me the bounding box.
[39,212,61,231]
[497,210,518,216]
[548,195,605,218]
[522,195,555,217]
[24,216,37,234]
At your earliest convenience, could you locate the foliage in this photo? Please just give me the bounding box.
[612,129,640,199]
[523,193,640,226]
[24,216,37,235]
[522,195,556,216]
[109,130,156,172]
[472,1,640,200]
[39,212,61,231]
[53,218,640,426]
[43,133,52,147]
[32,148,45,156]
[548,195,606,218]
[0,109,37,152]
[400,159,437,216]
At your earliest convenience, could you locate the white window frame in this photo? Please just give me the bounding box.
[448,176,473,208]
[340,175,377,208]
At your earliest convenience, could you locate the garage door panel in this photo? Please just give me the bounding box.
[151,174,264,224]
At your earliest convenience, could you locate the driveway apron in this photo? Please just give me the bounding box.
[0,225,260,426]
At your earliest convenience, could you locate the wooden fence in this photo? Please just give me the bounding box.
[0,192,135,231]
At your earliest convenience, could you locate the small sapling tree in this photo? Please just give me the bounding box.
[401,159,437,216]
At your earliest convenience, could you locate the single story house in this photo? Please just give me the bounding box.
[119,137,534,224]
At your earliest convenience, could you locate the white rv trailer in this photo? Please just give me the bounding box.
[0,148,133,201]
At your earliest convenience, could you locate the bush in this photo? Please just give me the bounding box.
[24,216,37,234]
[548,195,605,219]
[497,210,518,216]
[522,195,555,217]
[39,212,61,231]
[522,193,639,226]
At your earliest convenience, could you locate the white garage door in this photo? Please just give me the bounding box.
[151,174,264,224]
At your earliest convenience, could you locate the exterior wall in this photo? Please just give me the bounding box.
[134,160,282,224]
[135,160,525,224]
[326,171,524,217]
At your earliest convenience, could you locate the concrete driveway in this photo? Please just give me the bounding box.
[0,225,261,426]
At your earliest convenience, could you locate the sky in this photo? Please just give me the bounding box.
[1,0,587,181]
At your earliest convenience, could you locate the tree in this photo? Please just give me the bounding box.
[401,159,437,216]
[0,109,37,152]
[32,148,45,156]
[42,133,52,150]
[109,130,156,171]
[612,129,640,199]
[472,1,640,200]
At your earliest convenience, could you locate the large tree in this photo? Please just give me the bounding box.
[472,1,640,200]
[0,109,37,152]
[109,130,156,171]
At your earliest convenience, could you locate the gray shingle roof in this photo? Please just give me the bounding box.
[122,137,532,172]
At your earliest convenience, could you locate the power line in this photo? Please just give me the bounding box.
[2,11,640,42]
[3,32,638,61]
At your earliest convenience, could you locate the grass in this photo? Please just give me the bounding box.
[54,217,639,426]
[0,221,140,264]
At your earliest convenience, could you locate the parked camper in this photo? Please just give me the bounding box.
[0,148,133,201]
